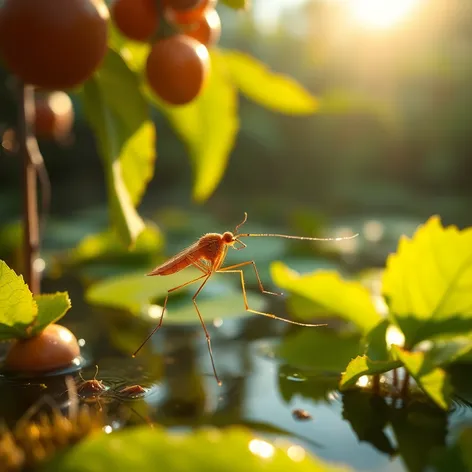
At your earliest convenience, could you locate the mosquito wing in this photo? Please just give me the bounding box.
[147,239,210,276]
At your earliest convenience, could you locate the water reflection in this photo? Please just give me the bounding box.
[2,281,472,472]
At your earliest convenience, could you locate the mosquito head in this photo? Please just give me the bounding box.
[222,232,247,251]
[222,231,236,244]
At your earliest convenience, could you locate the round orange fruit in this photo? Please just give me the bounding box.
[0,0,109,90]
[183,8,221,47]
[165,0,217,24]
[146,35,210,106]
[111,0,159,42]
[4,324,81,373]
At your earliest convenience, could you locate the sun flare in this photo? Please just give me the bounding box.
[349,0,419,29]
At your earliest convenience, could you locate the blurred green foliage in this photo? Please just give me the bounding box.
[42,425,352,472]
[274,217,472,410]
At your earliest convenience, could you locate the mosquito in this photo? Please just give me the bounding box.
[133,212,358,385]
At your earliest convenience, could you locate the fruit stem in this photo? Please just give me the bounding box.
[151,0,182,42]
[18,82,40,295]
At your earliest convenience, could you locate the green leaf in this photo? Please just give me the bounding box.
[0,260,37,339]
[426,335,472,366]
[42,425,352,472]
[85,269,267,324]
[108,25,150,73]
[30,293,72,336]
[222,49,319,115]
[271,262,381,334]
[383,216,472,348]
[364,319,391,362]
[148,50,238,202]
[81,49,155,247]
[70,224,163,266]
[391,346,452,410]
[340,355,401,390]
[276,328,362,373]
[220,0,249,9]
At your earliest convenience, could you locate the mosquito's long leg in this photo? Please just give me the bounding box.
[218,260,282,297]
[217,269,327,328]
[132,273,208,357]
[191,274,222,386]
[187,255,209,274]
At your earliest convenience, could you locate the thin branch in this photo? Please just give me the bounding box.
[18,83,40,294]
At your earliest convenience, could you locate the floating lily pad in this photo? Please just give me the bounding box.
[85,269,267,325]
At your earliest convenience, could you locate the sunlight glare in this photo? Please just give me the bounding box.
[349,0,419,29]
[386,324,405,348]
[249,439,275,459]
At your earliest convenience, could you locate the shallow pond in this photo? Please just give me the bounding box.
[1,208,472,472]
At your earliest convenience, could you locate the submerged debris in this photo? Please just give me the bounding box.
[292,409,312,421]
[117,385,147,398]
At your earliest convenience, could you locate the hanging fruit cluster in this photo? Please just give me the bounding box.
[111,0,221,105]
[0,0,109,144]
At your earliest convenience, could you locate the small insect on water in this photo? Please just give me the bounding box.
[133,212,358,385]
[77,366,107,398]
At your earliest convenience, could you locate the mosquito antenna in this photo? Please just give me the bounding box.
[234,212,248,235]
[93,365,99,381]
[237,232,359,241]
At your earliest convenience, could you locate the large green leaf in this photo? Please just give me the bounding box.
[426,335,472,366]
[271,262,381,334]
[364,319,391,362]
[42,426,352,472]
[222,49,319,115]
[69,224,163,266]
[340,355,401,389]
[81,49,156,247]
[30,293,72,336]
[85,269,267,324]
[391,346,452,410]
[108,24,150,73]
[148,50,238,203]
[0,260,37,339]
[276,328,362,373]
[383,216,472,348]
[220,0,249,9]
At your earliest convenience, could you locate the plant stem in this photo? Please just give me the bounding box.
[18,83,40,295]
[400,372,410,399]
[393,368,398,389]
[372,374,380,395]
